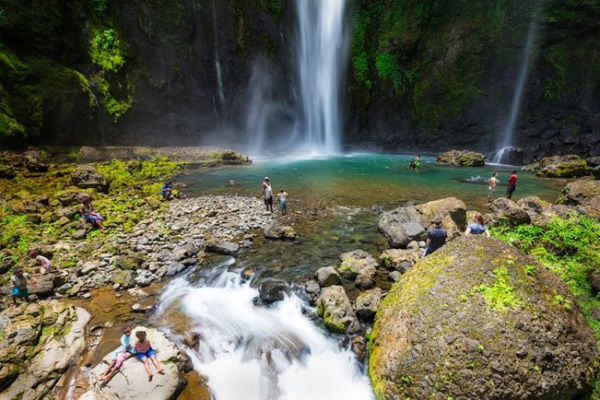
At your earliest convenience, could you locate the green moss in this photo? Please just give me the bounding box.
[91,28,126,73]
[469,267,522,312]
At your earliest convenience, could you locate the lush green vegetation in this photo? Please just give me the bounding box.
[491,215,600,338]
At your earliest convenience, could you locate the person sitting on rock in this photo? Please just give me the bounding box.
[10,267,36,307]
[162,181,173,201]
[135,330,164,381]
[465,212,490,237]
[29,251,52,274]
[81,195,105,230]
[423,218,447,257]
[99,325,136,382]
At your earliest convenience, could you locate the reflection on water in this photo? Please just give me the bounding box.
[180,154,563,210]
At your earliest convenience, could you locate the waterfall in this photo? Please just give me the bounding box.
[211,0,226,109]
[157,272,374,400]
[492,15,539,164]
[295,0,348,154]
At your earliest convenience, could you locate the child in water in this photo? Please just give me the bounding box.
[135,330,164,381]
[277,189,288,215]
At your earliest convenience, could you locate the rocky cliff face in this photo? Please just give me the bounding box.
[1,0,598,157]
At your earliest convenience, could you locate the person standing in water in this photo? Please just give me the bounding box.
[262,177,273,213]
[409,159,416,170]
[507,170,518,199]
[415,155,422,169]
[277,189,288,215]
[488,172,498,203]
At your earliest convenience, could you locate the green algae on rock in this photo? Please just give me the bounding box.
[370,236,599,400]
[523,155,592,178]
[436,150,485,167]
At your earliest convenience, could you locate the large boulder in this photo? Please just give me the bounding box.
[489,146,525,165]
[263,222,297,240]
[70,165,109,192]
[378,198,467,248]
[83,326,184,400]
[436,150,485,166]
[339,250,378,288]
[355,287,383,321]
[0,301,90,398]
[23,147,50,172]
[487,198,532,225]
[205,239,239,255]
[523,155,591,178]
[370,236,598,400]
[557,178,600,218]
[317,285,360,333]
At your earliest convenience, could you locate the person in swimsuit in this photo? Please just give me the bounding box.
[99,325,136,382]
[135,330,164,381]
[10,267,36,307]
[415,155,421,169]
[261,177,273,213]
[488,172,498,203]
[81,195,105,230]
[464,212,490,237]
[507,171,518,199]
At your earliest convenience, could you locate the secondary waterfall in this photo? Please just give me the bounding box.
[492,15,539,164]
[211,0,225,109]
[157,270,374,400]
[295,0,349,154]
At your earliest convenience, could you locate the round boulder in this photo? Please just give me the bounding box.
[370,236,598,399]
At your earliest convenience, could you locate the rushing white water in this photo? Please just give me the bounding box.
[493,16,539,164]
[158,271,374,400]
[295,0,349,154]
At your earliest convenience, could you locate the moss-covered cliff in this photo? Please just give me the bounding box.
[1,0,598,157]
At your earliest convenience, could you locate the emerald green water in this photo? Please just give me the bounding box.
[182,154,565,285]
[181,154,563,210]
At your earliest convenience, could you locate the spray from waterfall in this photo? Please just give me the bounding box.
[492,14,539,164]
[295,0,348,154]
[211,0,226,109]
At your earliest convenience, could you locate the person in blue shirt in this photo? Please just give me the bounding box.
[162,181,173,200]
[423,218,447,257]
[464,212,490,237]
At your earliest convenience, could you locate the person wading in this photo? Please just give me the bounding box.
[262,177,273,213]
[488,172,498,203]
[507,170,518,199]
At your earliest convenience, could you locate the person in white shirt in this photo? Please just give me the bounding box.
[261,177,273,213]
[277,189,288,215]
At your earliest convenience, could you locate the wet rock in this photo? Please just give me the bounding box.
[256,280,290,305]
[165,262,187,277]
[315,266,341,287]
[317,285,360,333]
[351,336,367,362]
[296,280,321,305]
[111,270,136,289]
[355,267,376,289]
[84,327,184,400]
[489,146,524,165]
[355,287,382,321]
[70,165,109,192]
[379,248,421,273]
[378,197,467,248]
[241,266,256,282]
[370,236,599,400]
[23,147,50,172]
[205,239,239,255]
[436,150,485,166]
[388,271,401,282]
[338,250,378,279]
[263,222,298,240]
[0,301,90,398]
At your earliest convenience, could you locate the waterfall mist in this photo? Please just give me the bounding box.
[492,14,539,164]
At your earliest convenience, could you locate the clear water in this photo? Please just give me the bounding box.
[181,154,562,210]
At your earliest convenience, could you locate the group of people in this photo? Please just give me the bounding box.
[261,177,288,215]
[99,325,165,382]
[488,170,518,202]
[423,212,490,257]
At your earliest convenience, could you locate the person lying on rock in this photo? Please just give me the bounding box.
[81,195,105,230]
[135,330,164,381]
[99,325,136,382]
[464,212,490,237]
[10,267,36,307]
[29,251,52,274]
[422,218,447,258]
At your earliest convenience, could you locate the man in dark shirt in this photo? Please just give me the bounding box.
[507,171,518,199]
[423,218,447,257]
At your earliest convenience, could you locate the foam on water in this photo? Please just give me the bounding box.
[157,271,374,400]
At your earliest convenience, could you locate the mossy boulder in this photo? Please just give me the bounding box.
[339,250,378,288]
[523,155,591,178]
[317,285,360,333]
[70,165,109,193]
[370,236,598,400]
[557,178,600,218]
[436,150,485,166]
[0,164,16,179]
[23,147,50,172]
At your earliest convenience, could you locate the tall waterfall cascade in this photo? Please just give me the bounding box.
[295,0,349,154]
[492,15,539,164]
